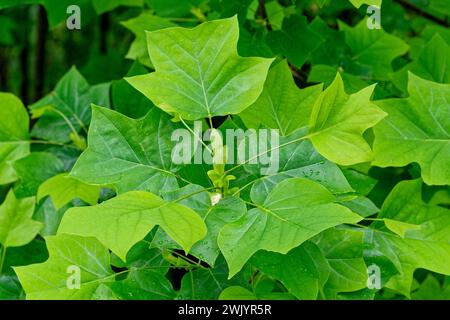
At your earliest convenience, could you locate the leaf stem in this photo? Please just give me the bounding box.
[46,107,83,141]
[179,116,213,155]
[208,115,214,130]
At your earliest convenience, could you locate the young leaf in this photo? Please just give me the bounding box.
[14,234,113,300]
[0,93,29,185]
[0,190,40,248]
[373,74,450,185]
[308,73,386,165]
[70,106,183,194]
[37,173,101,209]
[239,60,323,136]
[126,16,274,120]
[58,190,207,260]
[218,178,362,277]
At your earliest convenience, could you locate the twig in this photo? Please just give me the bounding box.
[394,0,449,27]
[258,0,273,31]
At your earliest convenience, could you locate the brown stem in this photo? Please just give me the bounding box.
[258,0,273,31]
[394,0,449,27]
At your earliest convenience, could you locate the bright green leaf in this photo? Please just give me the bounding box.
[308,73,386,165]
[70,106,183,194]
[30,67,110,143]
[126,16,274,120]
[37,173,101,209]
[0,190,40,248]
[373,74,450,185]
[239,60,323,136]
[218,178,362,277]
[58,190,207,260]
[14,234,113,300]
[0,93,29,185]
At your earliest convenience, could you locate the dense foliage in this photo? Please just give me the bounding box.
[0,0,449,300]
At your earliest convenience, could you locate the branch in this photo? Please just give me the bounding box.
[258,0,273,31]
[394,0,449,27]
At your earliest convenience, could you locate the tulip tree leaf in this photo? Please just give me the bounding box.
[126,16,274,120]
[37,173,101,210]
[266,14,324,68]
[314,228,368,299]
[308,73,387,166]
[349,0,382,8]
[392,35,450,93]
[364,179,450,296]
[105,268,175,300]
[250,241,330,300]
[0,93,29,185]
[239,60,323,136]
[121,12,176,67]
[373,74,450,186]
[58,190,207,260]
[364,229,450,297]
[30,67,110,143]
[378,179,450,240]
[340,20,409,81]
[14,234,114,300]
[244,130,354,205]
[0,190,40,248]
[152,185,247,266]
[218,178,362,277]
[70,106,183,194]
